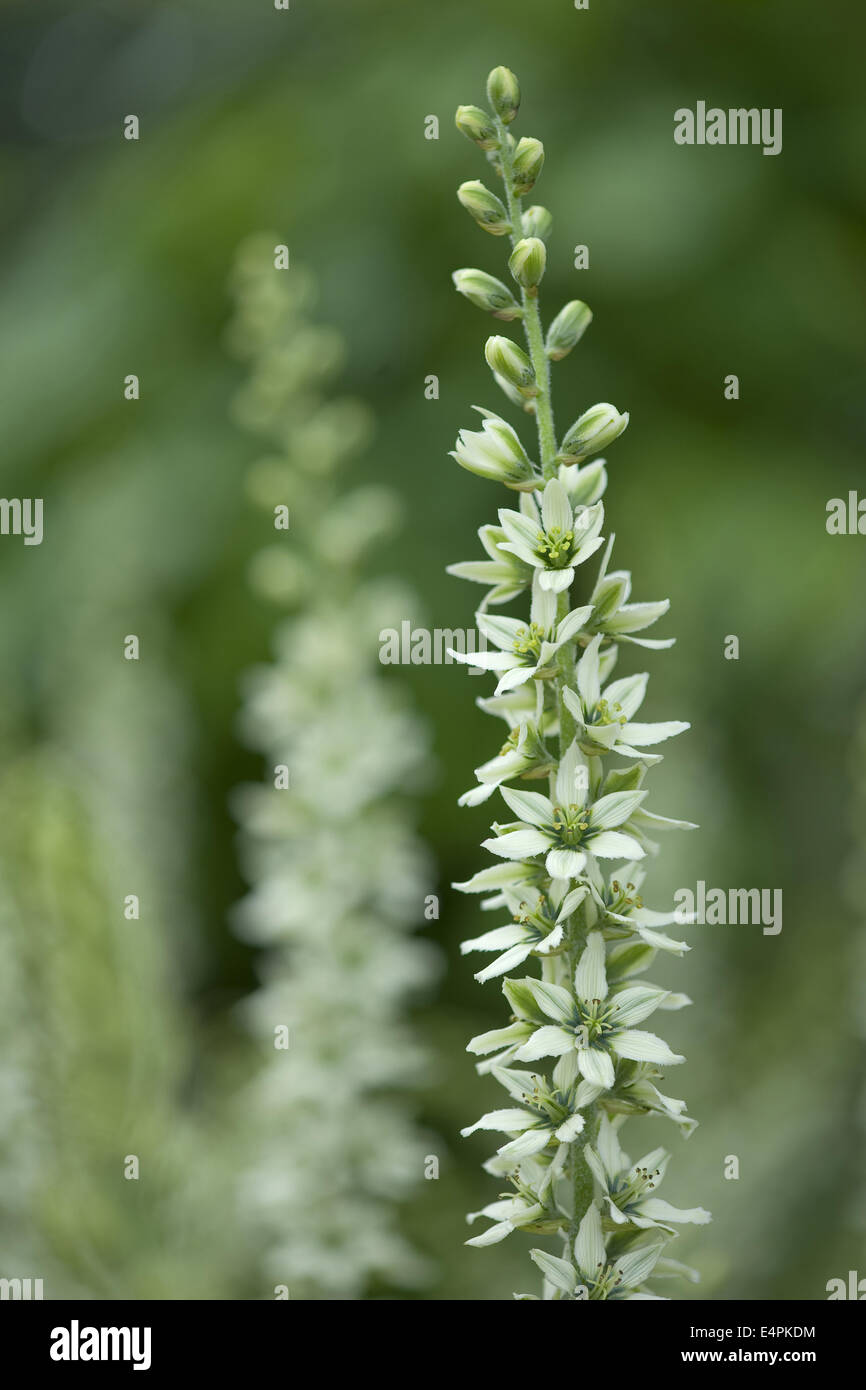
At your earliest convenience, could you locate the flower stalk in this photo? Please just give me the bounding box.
[228,238,437,1298]
[447,68,709,1299]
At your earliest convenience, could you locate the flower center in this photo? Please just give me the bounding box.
[537,526,574,568]
[591,697,626,728]
[574,996,612,1044]
[615,1164,661,1209]
[551,803,589,846]
[608,879,644,914]
[585,1262,625,1300]
[512,622,545,658]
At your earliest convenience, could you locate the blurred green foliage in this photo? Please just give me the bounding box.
[0,0,863,1298]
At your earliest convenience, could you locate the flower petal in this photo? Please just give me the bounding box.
[482,828,551,860]
[578,1046,615,1089]
[610,1030,685,1065]
[574,1202,605,1281]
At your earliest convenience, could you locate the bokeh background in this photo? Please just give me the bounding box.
[0,0,864,1299]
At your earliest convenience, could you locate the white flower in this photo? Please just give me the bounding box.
[563,635,690,761]
[482,741,646,880]
[530,1202,667,1300]
[585,1115,711,1232]
[449,575,592,696]
[510,931,683,1089]
[451,407,539,489]
[498,478,605,592]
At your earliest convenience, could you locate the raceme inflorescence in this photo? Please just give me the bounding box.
[228,239,436,1298]
[446,67,710,1300]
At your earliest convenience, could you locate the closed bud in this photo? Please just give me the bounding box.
[546,300,593,360]
[457,180,511,236]
[484,335,538,398]
[511,137,544,195]
[486,66,521,124]
[455,105,498,150]
[522,205,553,242]
[452,268,523,320]
[591,570,630,622]
[508,237,547,293]
[450,408,537,489]
[558,402,629,462]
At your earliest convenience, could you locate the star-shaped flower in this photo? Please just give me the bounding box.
[460,1065,597,1162]
[483,741,647,879]
[585,1114,711,1232]
[563,635,690,761]
[511,930,684,1090]
[586,536,675,650]
[449,577,593,696]
[529,1202,667,1300]
[460,884,571,981]
[498,478,605,593]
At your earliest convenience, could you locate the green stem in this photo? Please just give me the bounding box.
[495,119,557,478]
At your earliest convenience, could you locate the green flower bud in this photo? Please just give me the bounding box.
[508,237,547,293]
[521,205,553,242]
[546,300,593,360]
[558,402,629,462]
[452,268,523,320]
[484,335,539,398]
[455,105,498,150]
[486,66,521,124]
[590,570,631,622]
[511,137,544,195]
[450,407,537,489]
[457,180,511,236]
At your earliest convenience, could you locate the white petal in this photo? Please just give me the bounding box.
[494,665,536,695]
[636,1197,711,1226]
[577,634,603,707]
[525,978,576,1024]
[545,847,587,879]
[458,782,499,806]
[554,1112,586,1143]
[578,1046,615,1089]
[461,924,528,953]
[588,789,647,830]
[541,477,574,534]
[554,603,594,645]
[621,720,690,746]
[530,1248,578,1294]
[499,786,554,828]
[603,672,648,719]
[514,1024,574,1061]
[608,984,669,1027]
[481,828,551,860]
[574,1202,605,1281]
[461,1107,536,1137]
[575,930,608,1003]
[555,739,589,808]
[610,1030,684,1065]
[538,566,574,593]
[475,944,536,982]
[449,647,515,670]
[586,830,645,860]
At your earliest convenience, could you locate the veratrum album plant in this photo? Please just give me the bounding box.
[228,239,436,1298]
[447,68,710,1300]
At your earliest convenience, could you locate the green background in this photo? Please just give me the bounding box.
[0,0,863,1299]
